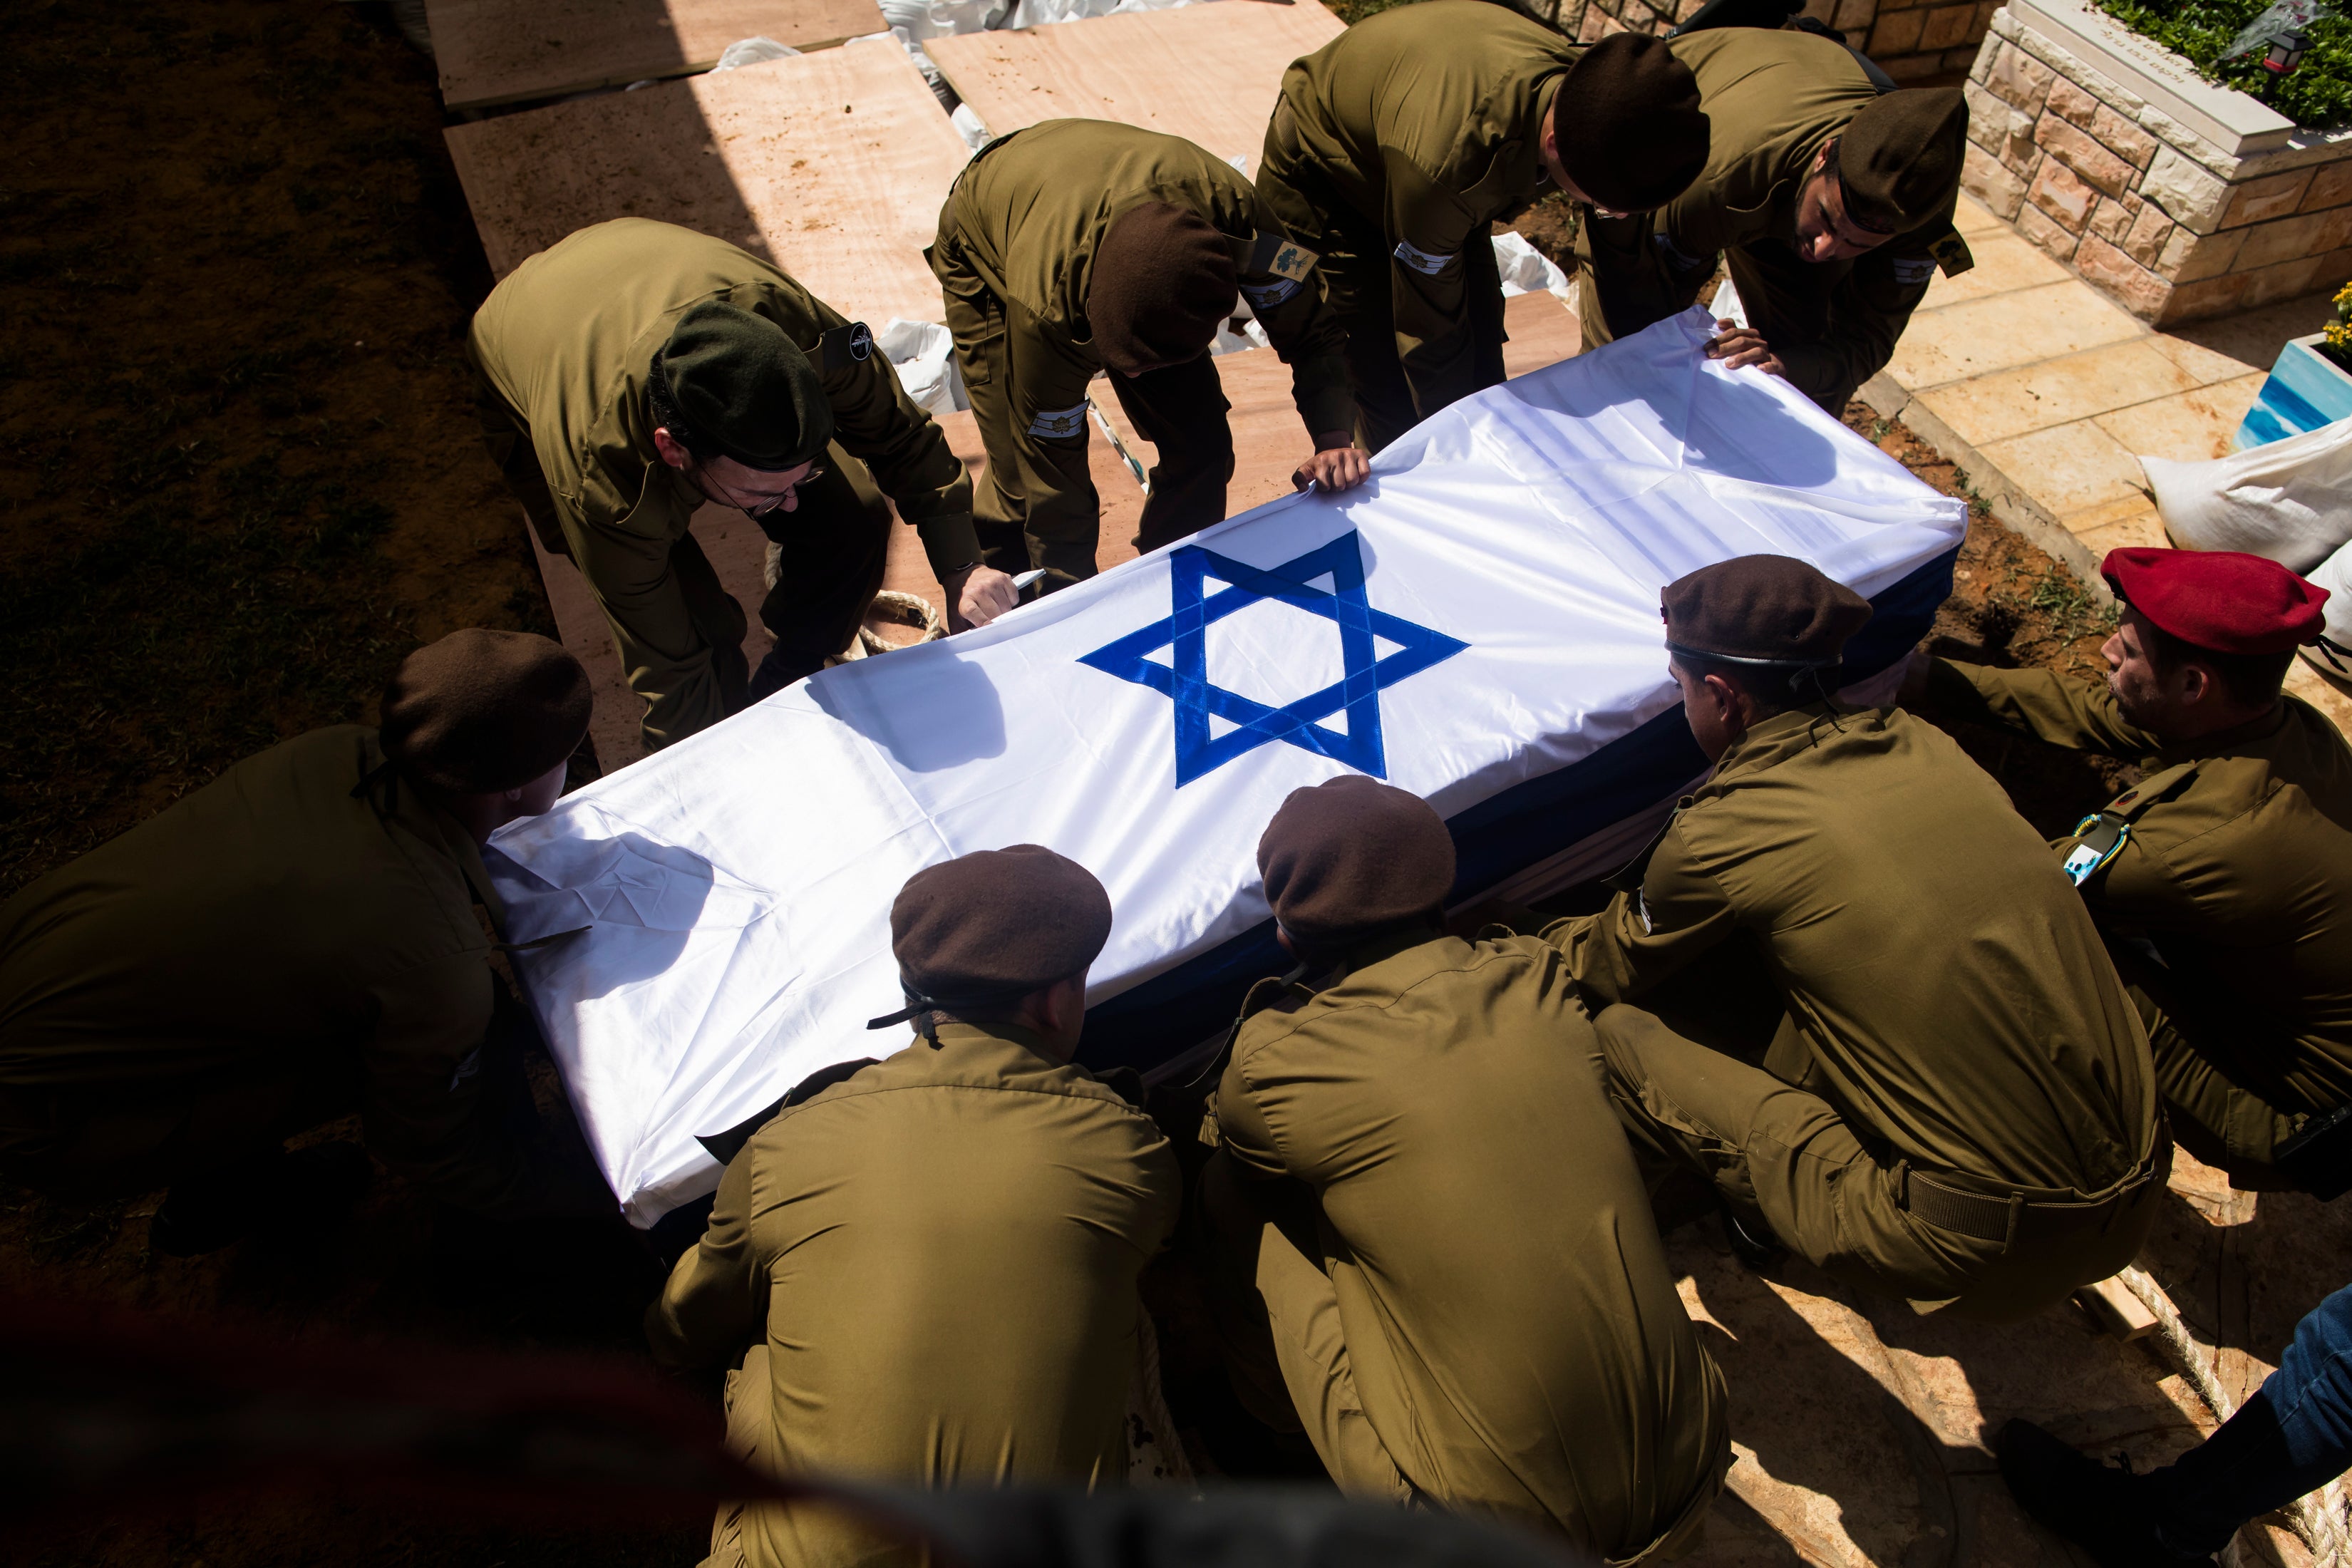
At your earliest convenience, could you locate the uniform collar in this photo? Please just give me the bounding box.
[356,731,510,930]
[1708,702,1851,785]
[925,1018,1067,1068]
[2161,699,2291,763]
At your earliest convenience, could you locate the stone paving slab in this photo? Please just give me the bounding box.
[1862,192,2334,595]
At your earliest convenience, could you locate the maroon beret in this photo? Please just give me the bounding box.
[2104,547,2330,655]
[1662,555,1872,667]
[1257,775,1455,949]
[1088,202,1237,377]
[890,845,1113,1008]
[379,629,592,795]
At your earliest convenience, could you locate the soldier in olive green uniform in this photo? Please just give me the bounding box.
[1197,778,1729,1559]
[648,845,1180,1568]
[1259,16,1710,451]
[1913,547,2352,1194]
[1576,30,1972,415]
[930,119,1366,585]
[1547,557,2163,1321]
[0,631,616,1254]
[472,217,1013,752]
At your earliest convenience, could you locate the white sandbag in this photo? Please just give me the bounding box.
[710,36,800,68]
[2301,535,2352,680]
[2142,418,2352,572]
[1492,231,1572,301]
[876,319,969,414]
[1009,0,1207,27]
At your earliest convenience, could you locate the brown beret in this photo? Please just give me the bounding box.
[1087,202,1237,378]
[656,300,832,471]
[379,629,592,795]
[890,845,1113,1009]
[1663,555,1872,668]
[1837,88,1968,235]
[1553,34,1711,215]
[1257,775,1455,949]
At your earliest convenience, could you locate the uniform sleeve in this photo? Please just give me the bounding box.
[996,298,1108,569]
[1379,150,1492,417]
[1539,817,1744,1008]
[789,292,983,579]
[1772,241,1936,411]
[1928,659,2157,754]
[1239,196,1356,438]
[1210,1050,1291,1182]
[349,958,507,1205]
[645,1145,767,1371]
[360,956,617,1221]
[2077,834,2209,935]
[560,497,733,748]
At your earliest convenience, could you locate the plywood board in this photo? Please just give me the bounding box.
[429,0,888,111]
[926,0,1343,165]
[1095,292,1585,524]
[445,38,966,331]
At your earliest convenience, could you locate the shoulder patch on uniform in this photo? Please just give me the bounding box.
[1248,230,1319,282]
[1027,401,1088,440]
[1240,276,1304,309]
[817,319,874,374]
[1891,255,1938,287]
[1392,238,1455,276]
[1929,230,1976,278]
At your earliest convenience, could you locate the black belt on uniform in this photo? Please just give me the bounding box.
[1893,1155,2161,1247]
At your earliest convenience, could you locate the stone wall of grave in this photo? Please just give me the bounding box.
[1963,6,2352,323]
[1525,0,1991,81]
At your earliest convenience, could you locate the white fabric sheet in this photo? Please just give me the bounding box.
[489,309,1966,1224]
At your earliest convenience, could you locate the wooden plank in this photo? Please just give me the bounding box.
[2075,1274,2159,1341]
[1093,292,1585,524]
[926,0,1344,165]
[428,0,887,112]
[444,38,965,332]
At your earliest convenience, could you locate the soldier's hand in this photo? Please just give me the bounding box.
[1704,323,1786,379]
[945,564,1018,632]
[1294,435,1370,495]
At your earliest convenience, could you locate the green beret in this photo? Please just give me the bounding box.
[1662,555,1872,669]
[656,300,832,471]
[1837,88,1968,235]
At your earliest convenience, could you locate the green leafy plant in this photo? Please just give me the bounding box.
[2097,0,2352,128]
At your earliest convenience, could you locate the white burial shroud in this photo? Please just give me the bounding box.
[487,309,1968,1225]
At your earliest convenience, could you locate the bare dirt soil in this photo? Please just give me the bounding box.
[0,5,2143,1564]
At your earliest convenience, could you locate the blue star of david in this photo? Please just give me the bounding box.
[1078,531,1469,786]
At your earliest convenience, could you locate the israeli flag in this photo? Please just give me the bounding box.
[488,310,1965,1224]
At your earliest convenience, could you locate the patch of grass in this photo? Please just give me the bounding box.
[2097,0,2351,128]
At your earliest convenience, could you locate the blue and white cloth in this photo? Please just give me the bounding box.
[488,309,1966,1224]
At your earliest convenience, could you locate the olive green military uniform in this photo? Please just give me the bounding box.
[1929,660,2352,1189]
[1257,1,1577,452]
[471,218,981,751]
[929,120,1353,580]
[1574,30,1959,415]
[1547,703,2164,1321]
[1198,930,1729,1560]
[648,1022,1180,1568]
[0,727,604,1217]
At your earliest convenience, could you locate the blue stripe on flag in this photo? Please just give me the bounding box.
[1076,547,1959,1073]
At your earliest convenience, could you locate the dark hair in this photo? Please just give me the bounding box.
[1669,651,1833,716]
[2135,614,2294,710]
[646,359,720,462]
